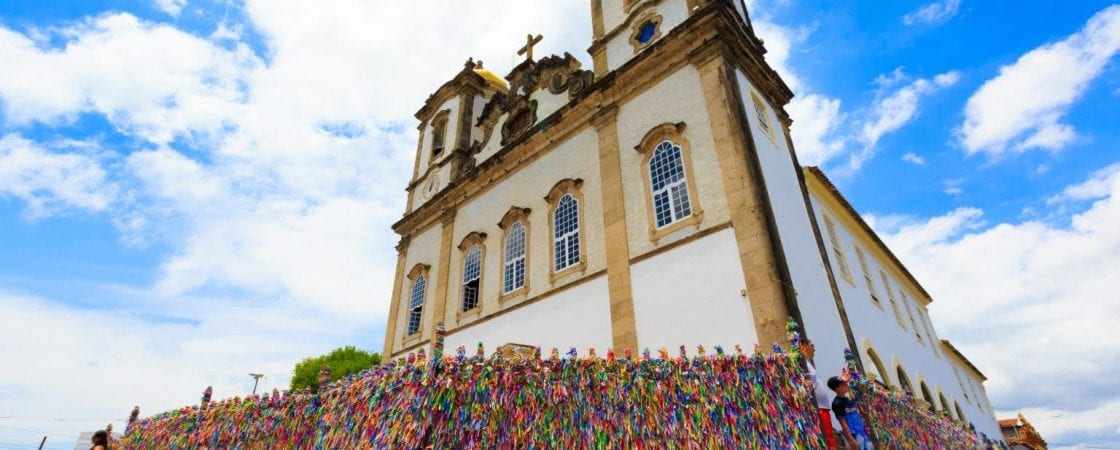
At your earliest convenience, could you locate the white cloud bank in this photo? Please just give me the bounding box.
[872,162,1120,445]
[959,5,1120,156]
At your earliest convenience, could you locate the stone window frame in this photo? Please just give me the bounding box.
[429,109,451,165]
[498,207,531,304]
[627,10,663,53]
[821,214,855,285]
[634,122,704,243]
[749,90,777,143]
[894,361,914,397]
[457,232,487,321]
[861,342,893,388]
[402,263,431,344]
[545,178,588,283]
[954,400,967,423]
[853,245,884,310]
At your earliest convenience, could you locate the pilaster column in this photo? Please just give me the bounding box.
[592,105,639,352]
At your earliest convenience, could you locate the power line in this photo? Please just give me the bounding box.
[0,426,71,440]
[1049,443,1120,449]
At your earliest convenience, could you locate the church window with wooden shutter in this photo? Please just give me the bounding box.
[406,275,427,335]
[429,110,450,162]
[822,214,854,284]
[901,291,923,344]
[750,91,776,143]
[881,270,907,330]
[854,245,882,308]
[461,245,482,312]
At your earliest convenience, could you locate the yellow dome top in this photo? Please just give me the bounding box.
[474,66,509,90]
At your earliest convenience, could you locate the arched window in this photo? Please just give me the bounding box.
[649,140,692,228]
[553,194,580,271]
[636,123,703,242]
[504,222,526,293]
[462,245,482,312]
[430,110,450,161]
[954,401,966,422]
[866,348,891,387]
[407,275,427,335]
[939,391,950,414]
[920,381,935,412]
[896,366,913,395]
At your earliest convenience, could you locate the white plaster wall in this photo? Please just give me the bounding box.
[443,127,606,327]
[601,0,627,33]
[616,65,731,258]
[443,275,614,357]
[734,70,851,378]
[630,228,759,352]
[407,162,454,213]
[470,95,488,145]
[807,193,1004,440]
[396,223,444,350]
[530,89,570,124]
[605,2,690,73]
[474,113,507,164]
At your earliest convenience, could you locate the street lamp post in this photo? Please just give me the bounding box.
[249,373,264,395]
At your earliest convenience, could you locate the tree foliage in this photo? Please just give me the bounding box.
[290,346,380,392]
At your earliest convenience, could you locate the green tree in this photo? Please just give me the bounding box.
[290,346,381,392]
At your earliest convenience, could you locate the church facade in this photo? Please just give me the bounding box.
[381,0,1003,441]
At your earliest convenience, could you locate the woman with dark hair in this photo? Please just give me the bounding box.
[90,430,109,450]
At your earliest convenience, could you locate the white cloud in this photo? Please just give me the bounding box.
[873,163,1120,444]
[0,134,116,219]
[1047,162,1120,204]
[0,13,259,145]
[153,0,187,17]
[850,70,959,170]
[751,21,848,167]
[786,94,845,165]
[959,5,1120,156]
[903,0,962,26]
[901,152,926,165]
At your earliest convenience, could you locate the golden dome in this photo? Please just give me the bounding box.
[473,64,509,90]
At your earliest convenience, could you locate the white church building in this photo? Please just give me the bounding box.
[380,0,1003,440]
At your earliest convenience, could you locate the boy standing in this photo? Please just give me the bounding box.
[827,376,873,450]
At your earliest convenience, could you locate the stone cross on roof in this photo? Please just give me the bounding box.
[517,34,543,61]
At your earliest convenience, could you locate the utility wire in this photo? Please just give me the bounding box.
[0,426,72,440]
[1048,443,1120,449]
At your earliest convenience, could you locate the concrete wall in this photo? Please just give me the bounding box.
[630,227,758,351]
[616,65,732,257]
[443,275,614,356]
[443,127,606,328]
[734,69,851,380]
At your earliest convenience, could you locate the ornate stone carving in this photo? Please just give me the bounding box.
[500,95,538,146]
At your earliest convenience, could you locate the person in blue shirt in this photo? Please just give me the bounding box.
[828,376,873,450]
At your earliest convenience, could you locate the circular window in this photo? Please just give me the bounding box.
[636,21,657,44]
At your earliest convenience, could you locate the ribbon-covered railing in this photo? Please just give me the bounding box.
[841,349,982,449]
[123,345,822,448]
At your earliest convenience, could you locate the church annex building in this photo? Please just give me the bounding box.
[380,0,1004,442]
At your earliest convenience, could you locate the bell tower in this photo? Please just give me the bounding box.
[587,0,755,76]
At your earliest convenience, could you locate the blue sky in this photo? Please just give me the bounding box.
[1,0,1118,448]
